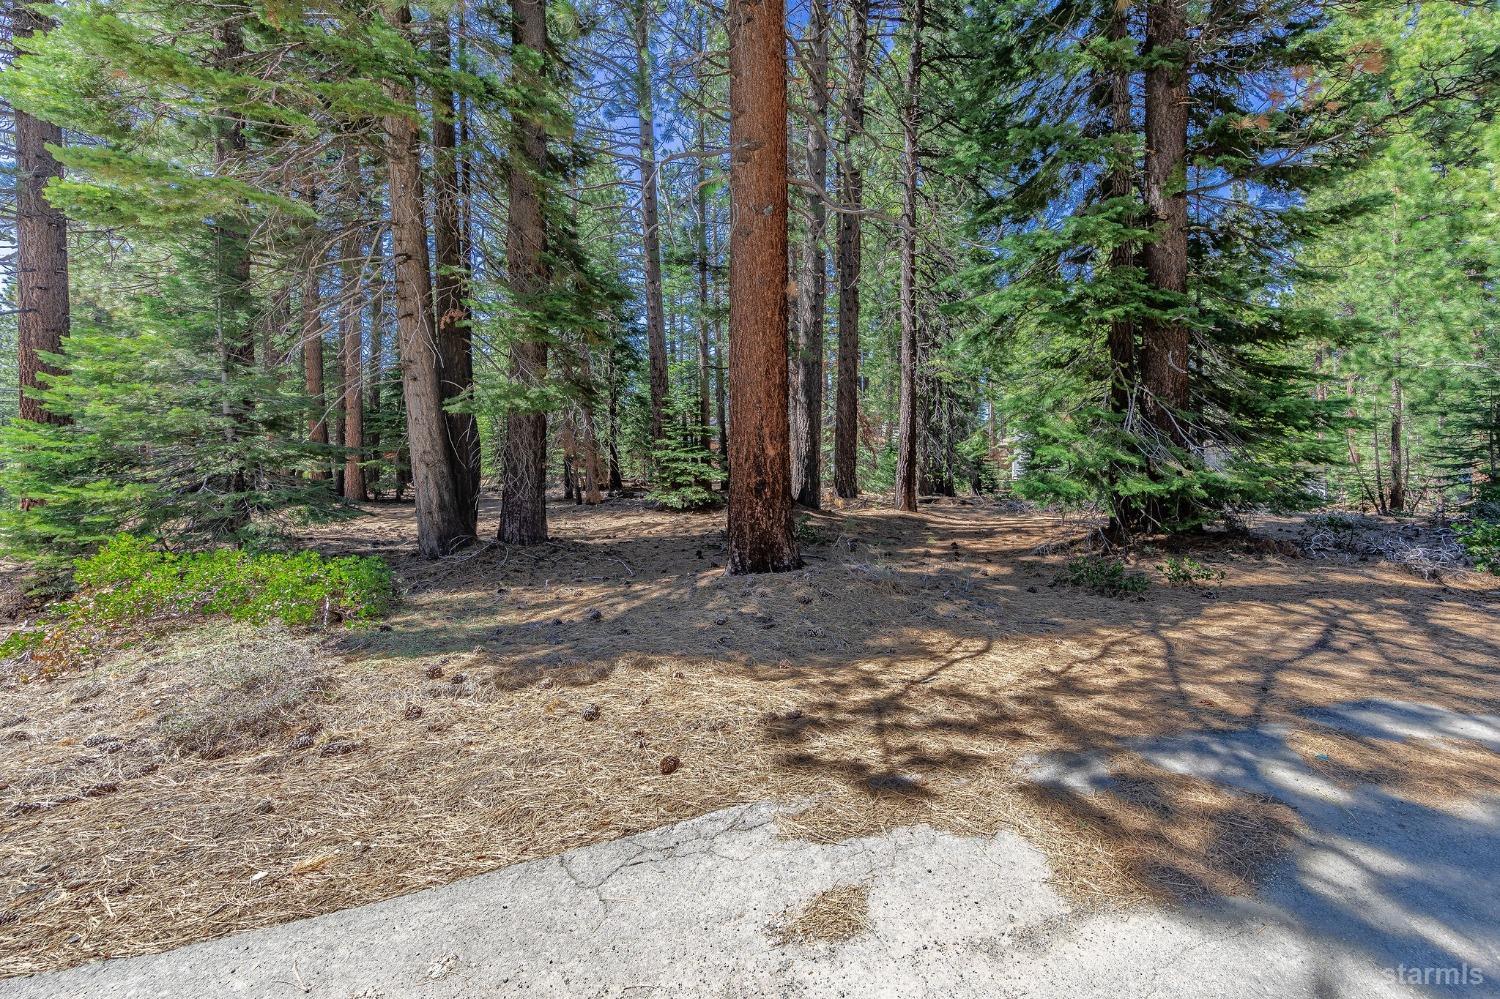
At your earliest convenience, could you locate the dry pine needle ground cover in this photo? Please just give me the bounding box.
[2,497,1499,976]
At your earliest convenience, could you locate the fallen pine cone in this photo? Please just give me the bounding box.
[320,740,363,757]
[403,703,425,721]
[659,754,681,776]
[581,703,601,722]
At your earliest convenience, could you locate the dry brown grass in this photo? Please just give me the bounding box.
[1021,761,1303,903]
[2,497,1498,976]
[1288,726,1500,809]
[771,884,870,946]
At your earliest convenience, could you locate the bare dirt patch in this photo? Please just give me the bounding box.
[2,497,1498,975]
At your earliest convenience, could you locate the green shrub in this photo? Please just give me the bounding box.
[646,378,722,512]
[1156,555,1226,587]
[1456,518,1500,574]
[1059,555,1150,596]
[0,535,395,668]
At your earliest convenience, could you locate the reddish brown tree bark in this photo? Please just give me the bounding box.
[13,0,69,433]
[383,1,474,555]
[832,0,867,500]
[500,0,551,544]
[1140,0,1190,442]
[726,0,800,574]
[339,158,368,502]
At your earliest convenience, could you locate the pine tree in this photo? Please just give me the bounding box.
[832,0,869,500]
[789,0,831,508]
[11,0,70,436]
[500,0,555,545]
[726,0,800,573]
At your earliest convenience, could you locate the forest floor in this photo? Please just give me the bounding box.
[2,496,1499,984]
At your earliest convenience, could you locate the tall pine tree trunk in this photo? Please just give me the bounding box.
[893,0,924,514]
[13,0,69,438]
[383,1,474,555]
[500,0,551,544]
[339,157,368,502]
[694,29,714,457]
[1140,0,1190,445]
[832,0,867,499]
[726,0,800,574]
[367,270,386,496]
[711,204,730,484]
[635,0,669,446]
[790,0,830,508]
[301,198,331,481]
[432,13,480,519]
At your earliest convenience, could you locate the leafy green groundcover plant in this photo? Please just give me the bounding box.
[1156,555,1226,587]
[1058,555,1150,596]
[1456,519,1500,575]
[0,535,394,666]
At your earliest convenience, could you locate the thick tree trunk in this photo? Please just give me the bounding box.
[832,0,867,500]
[383,1,474,555]
[893,0,924,513]
[636,0,669,445]
[726,0,800,574]
[339,158,368,502]
[13,0,70,432]
[432,15,481,519]
[500,0,551,544]
[790,0,830,509]
[1140,0,1190,443]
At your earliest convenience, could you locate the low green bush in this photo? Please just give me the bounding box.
[1456,518,1500,574]
[1156,554,1226,587]
[1059,554,1150,596]
[0,535,394,664]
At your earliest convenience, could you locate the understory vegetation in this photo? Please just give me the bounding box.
[0,536,393,673]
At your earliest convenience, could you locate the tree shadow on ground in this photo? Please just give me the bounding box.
[320,496,1500,990]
